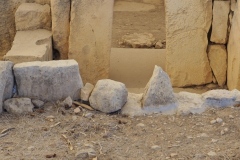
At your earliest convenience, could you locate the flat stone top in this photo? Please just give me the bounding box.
[17,3,50,12]
[6,29,52,57]
[14,60,78,68]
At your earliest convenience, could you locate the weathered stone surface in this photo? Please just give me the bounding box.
[202,89,237,108]
[26,0,50,5]
[51,0,70,59]
[0,0,25,57]
[211,1,230,44]
[208,45,227,87]
[227,1,240,90]
[142,65,177,112]
[13,60,83,102]
[121,33,156,48]
[3,29,52,64]
[231,0,237,11]
[121,93,144,116]
[176,92,206,115]
[32,99,44,108]
[89,79,128,113]
[81,83,94,101]
[165,0,212,87]
[155,40,164,49]
[15,3,51,31]
[4,98,34,114]
[69,0,114,84]
[0,61,14,113]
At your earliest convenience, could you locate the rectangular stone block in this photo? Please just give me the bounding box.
[165,0,213,87]
[4,29,52,64]
[211,1,230,44]
[0,61,14,113]
[228,1,240,90]
[15,3,51,31]
[69,0,114,84]
[13,60,83,101]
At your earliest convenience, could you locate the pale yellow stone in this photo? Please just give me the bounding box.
[211,1,230,44]
[208,45,227,87]
[51,0,70,59]
[227,1,240,90]
[165,0,212,87]
[69,0,114,84]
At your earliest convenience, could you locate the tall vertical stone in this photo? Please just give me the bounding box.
[51,0,70,59]
[228,1,240,90]
[69,0,114,84]
[165,0,213,87]
[211,1,230,44]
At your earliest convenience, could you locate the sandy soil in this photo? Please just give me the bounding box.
[111,1,166,48]
[0,103,240,160]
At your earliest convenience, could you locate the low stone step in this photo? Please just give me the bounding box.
[3,29,52,64]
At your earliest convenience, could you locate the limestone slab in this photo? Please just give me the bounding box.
[13,60,83,102]
[208,45,227,87]
[51,0,70,59]
[4,29,52,64]
[15,3,51,31]
[227,1,240,90]
[165,0,212,87]
[121,93,143,116]
[211,1,230,44]
[81,83,94,101]
[69,0,114,84]
[166,29,212,87]
[0,61,14,113]
[89,79,128,113]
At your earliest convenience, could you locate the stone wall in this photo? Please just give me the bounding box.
[165,0,236,89]
[0,0,50,59]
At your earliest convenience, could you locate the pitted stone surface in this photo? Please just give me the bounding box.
[89,79,128,113]
[0,61,14,113]
[142,65,177,111]
[13,60,83,102]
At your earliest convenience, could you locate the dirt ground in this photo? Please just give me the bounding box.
[111,1,166,48]
[0,103,240,160]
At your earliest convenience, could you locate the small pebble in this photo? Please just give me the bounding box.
[216,118,223,123]
[136,123,145,127]
[151,145,161,150]
[208,151,217,156]
[72,116,77,121]
[211,139,218,143]
[74,107,81,114]
[210,120,217,124]
[85,113,93,118]
[170,153,178,158]
[229,115,234,119]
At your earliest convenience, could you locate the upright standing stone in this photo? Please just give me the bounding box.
[211,1,230,44]
[0,61,14,113]
[228,1,240,90]
[51,0,70,59]
[69,0,114,84]
[208,45,227,87]
[165,0,212,87]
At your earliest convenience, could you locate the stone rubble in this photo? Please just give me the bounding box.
[121,33,156,48]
